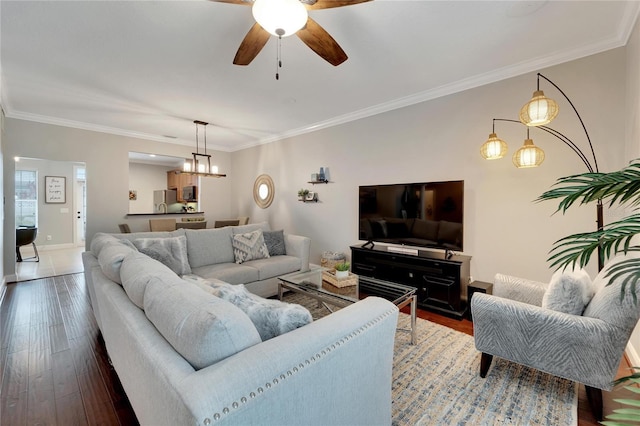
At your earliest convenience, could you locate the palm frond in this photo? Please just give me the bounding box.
[536,160,640,213]
[547,214,640,270]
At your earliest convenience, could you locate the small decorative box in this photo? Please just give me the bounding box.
[322,270,358,288]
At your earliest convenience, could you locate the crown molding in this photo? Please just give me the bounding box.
[250,24,635,150]
[3,109,234,152]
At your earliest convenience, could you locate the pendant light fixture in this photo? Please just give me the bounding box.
[519,74,559,126]
[179,121,226,178]
[512,128,545,168]
[480,119,508,160]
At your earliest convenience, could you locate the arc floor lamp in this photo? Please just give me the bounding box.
[481,73,603,270]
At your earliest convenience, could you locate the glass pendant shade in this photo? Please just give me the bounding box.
[252,0,308,37]
[519,90,559,126]
[480,133,508,160]
[512,139,545,168]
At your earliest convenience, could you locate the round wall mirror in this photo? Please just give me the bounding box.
[253,174,275,209]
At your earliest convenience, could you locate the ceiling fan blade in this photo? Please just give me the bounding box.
[304,0,371,10]
[233,23,271,65]
[296,17,347,66]
[209,0,253,6]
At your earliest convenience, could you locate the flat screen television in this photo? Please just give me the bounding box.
[359,180,464,252]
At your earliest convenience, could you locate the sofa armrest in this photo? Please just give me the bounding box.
[472,293,623,390]
[493,273,548,306]
[178,297,399,425]
[284,234,310,272]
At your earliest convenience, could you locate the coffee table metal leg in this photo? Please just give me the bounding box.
[410,295,417,345]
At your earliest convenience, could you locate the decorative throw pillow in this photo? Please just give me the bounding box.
[192,279,312,341]
[263,230,286,256]
[542,269,594,315]
[133,235,191,276]
[231,229,270,264]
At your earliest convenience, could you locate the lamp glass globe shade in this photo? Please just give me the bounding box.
[252,0,308,37]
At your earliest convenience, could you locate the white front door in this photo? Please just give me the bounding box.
[74,166,86,246]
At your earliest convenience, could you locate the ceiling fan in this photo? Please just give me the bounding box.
[211,0,372,66]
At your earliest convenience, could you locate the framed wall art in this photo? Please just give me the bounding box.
[45,176,66,203]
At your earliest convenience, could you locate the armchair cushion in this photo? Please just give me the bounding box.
[541,269,594,315]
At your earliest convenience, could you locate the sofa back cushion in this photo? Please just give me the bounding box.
[231,221,271,235]
[185,228,235,268]
[143,278,261,369]
[120,251,183,309]
[97,241,138,284]
[583,251,640,331]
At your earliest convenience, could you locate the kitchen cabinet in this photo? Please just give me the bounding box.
[167,171,199,202]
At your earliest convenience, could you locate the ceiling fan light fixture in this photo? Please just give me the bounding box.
[252,0,308,37]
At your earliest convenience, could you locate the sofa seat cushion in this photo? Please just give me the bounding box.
[185,228,235,268]
[143,278,261,370]
[120,251,185,309]
[191,263,260,285]
[186,277,312,341]
[243,255,302,281]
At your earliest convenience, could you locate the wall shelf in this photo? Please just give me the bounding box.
[308,180,331,184]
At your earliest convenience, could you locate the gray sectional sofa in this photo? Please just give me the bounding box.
[82,223,400,425]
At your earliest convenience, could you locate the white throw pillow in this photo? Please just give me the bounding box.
[542,269,594,315]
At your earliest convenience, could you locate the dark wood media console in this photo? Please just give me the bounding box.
[351,245,471,319]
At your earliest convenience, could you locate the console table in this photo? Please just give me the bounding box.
[350,245,471,319]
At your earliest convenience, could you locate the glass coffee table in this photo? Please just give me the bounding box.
[278,267,417,344]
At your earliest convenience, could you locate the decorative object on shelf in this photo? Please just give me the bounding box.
[178,121,226,178]
[480,72,603,269]
[334,261,350,279]
[297,188,309,201]
[305,191,318,202]
[309,167,330,183]
[254,174,275,208]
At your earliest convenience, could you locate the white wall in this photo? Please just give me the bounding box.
[232,48,627,285]
[2,121,233,278]
[625,14,640,366]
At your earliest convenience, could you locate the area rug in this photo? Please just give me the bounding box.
[283,292,577,426]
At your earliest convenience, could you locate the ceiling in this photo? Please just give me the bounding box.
[2,1,638,152]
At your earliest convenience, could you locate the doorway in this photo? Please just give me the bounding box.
[14,158,86,282]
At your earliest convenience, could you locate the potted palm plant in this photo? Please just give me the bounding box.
[537,158,640,424]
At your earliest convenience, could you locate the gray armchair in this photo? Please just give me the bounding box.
[471,252,640,420]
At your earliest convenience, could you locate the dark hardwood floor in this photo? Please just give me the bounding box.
[1,273,634,425]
